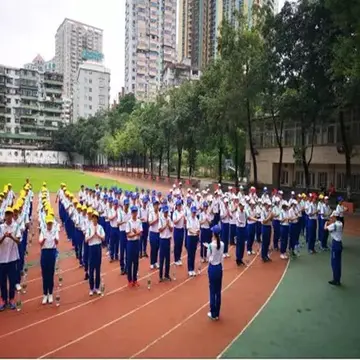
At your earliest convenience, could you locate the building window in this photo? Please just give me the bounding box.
[327,125,335,144]
[309,172,316,188]
[89,105,92,110]
[336,172,345,191]
[89,88,92,92]
[295,171,304,187]
[318,172,328,189]
[89,96,92,101]
[280,170,289,185]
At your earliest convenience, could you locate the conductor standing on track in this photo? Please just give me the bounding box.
[204,225,224,321]
[325,211,344,286]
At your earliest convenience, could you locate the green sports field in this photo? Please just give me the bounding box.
[1,167,134,193]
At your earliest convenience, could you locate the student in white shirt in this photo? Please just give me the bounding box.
[325,211,343,286]
[235,201,247,266]
[39,215,59,305]
[0,207,21,311]
[203,225,224,320]
[335,197,347,228]
[186,206,200,277]
[199,202,212,262]
[158,206,173,282]
[261,200,273,262]
[139,197,149,258]
[306,195,318,254]
[148,199,161,270]
[172,200,185,265]
[125,206,143,287]
[279,202,290,259]
[118,198,131,275]
[85,211,105,296]
[220,198,231,257]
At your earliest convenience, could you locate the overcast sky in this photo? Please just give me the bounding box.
[0,0,285,102]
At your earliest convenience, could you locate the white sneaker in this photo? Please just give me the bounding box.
[188,271,192,277]
[247,251,251,255]
[225,253,230,258]
[48,294,53,304]
[252,251,256,255]
[192,271,196,276]
[96,289,102,295]
[16,284,22,291]
[178,260,183,265]
[150,264,155,270]
[42,295,48,305]
[207,312,215,320]
[89,290,94,296]
[155,263,160,269]
[280,254,288,260]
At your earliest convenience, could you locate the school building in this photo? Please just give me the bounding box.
[245,108,360,193]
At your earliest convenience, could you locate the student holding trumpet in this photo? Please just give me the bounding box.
[324,211,344,286]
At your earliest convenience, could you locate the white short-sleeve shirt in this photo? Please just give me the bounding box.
[0,221,22,263]
[126,219,143,240]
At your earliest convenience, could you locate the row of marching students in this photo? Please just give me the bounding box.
[0,182,33,311]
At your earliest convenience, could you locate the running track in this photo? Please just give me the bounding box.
[0,192,288,358]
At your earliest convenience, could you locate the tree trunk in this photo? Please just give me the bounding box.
[167,137,171,178]
[246,98,257,186]
[218,137,223,184]
[177,146,182,180]
[143,153,146,175]
[234,131,239,188]
[273,115,284,189]
[158,147,163,177]
[150,148,154,177]
[300,125,310,192]
[339,110,352,200]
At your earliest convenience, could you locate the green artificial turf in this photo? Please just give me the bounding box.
[222,235,360,358]
[1,167,134,193]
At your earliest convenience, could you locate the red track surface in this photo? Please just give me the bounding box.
[0,191,288,358]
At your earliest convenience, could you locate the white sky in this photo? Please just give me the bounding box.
[0,0,285,102]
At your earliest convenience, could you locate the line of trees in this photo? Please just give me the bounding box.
[53,0,360,199]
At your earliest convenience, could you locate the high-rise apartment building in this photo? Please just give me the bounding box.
[24,55,57,73]
[0,64,64,149]
[73,61,110,122]
[124,0,177,101]
[55,18,103,99]
[179,0,279,70]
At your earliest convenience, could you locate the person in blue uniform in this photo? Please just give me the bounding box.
[204,225,224,321]
[325,211,344,286]
[0,207,21,311]
[125,206,142,287]
[186,206,200,277]
[85,211,105,296]
[39,215,59,305]
[158,205,173,281]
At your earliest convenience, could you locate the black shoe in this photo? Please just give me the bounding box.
[266,257,272,261]
[164,276,172,281]
[236,260,246,266]
[84,273,89,280]
[144,253,149,258]
[139,253,143,258]
[328,280,341,286]
[159,278,164,282]
[121,270,126,275]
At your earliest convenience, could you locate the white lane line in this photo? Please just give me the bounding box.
[216,258,291,358]
[38,261,212,359]
[0,253,189,340]
[129,255,258,359]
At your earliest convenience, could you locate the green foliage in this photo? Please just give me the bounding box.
[52,0,359,193]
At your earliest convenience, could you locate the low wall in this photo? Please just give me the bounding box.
[0,148,84,165]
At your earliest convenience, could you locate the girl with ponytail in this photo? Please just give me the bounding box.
[204,225,224,320]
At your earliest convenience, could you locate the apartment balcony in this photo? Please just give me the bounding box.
[20,93,38,100]
[19,81,38,89]
[41,106,62,114]
[20,103,39,111]
[45,87,62,94]
[0,67,5,75]
[43,78,63,86]
[0,132,52,141]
